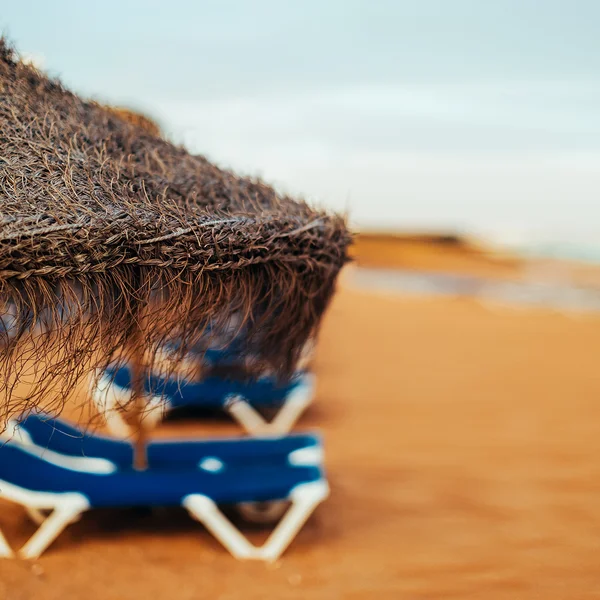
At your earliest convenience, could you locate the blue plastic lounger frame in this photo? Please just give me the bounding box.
[91,363,315,437]
[9,413,322,471]
[9,412,323,526]
[156,326,315,373]
[0,426,328,561]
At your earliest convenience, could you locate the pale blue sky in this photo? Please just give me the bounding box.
[2,1,599,243]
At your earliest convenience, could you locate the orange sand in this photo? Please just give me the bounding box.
[351,234,600,288]
[2,282,600,598]
[351,233,522,277]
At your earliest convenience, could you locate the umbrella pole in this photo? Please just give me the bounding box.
[130,339,148,470]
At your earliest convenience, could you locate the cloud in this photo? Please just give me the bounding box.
[145,81,600,236]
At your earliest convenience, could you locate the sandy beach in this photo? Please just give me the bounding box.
[2,269,600,599]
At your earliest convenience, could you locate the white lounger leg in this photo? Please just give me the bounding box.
[24,507,47,525]
[224,396,268,435]
[24,507,81,526]
[19,498,88,559]
[0,528,14,558]
[103,398,164,437]
[91,374,132,437]
[225,374,315,436]
[258,481,328,561]
[183,480,329,562]
[183,496,260,559]
[103,410,132,438]
[92,372,166,437]
[268,374,315,435]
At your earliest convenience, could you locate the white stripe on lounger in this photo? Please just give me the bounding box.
[4,439,116,474]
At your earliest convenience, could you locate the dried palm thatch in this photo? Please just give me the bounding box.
[0,40,351,425]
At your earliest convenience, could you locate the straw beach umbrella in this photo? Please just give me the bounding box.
[0,40,351,466]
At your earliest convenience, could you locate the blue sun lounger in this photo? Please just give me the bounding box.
[92,363,315,437]
[9,413,322,471]
[0,423,328,561]
[9,411,323,525]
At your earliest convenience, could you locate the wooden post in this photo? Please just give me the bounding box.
[130,335,148,470]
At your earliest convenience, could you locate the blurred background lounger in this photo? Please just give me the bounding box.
[92,362,315,436]
[0,429,328,561]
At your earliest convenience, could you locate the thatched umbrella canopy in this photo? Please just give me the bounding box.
[0,40,351,459]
